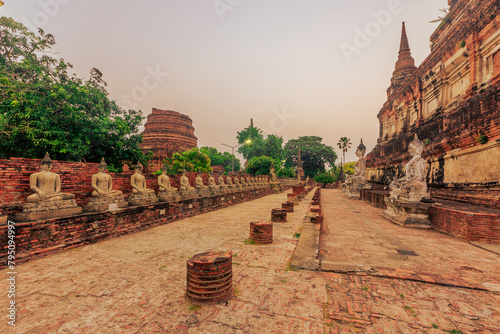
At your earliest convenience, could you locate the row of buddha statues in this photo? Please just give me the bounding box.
[16,153,277,220]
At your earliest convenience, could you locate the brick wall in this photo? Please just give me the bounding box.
[0,186,293,269]
[0,157,256,215]
[359,190,500,243]
[430,201,500,243]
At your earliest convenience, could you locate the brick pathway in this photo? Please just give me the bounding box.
[320,189,500,333]
[1,188,499,333]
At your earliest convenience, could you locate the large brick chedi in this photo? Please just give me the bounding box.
[140,108,198,170]
[366,0,500,208]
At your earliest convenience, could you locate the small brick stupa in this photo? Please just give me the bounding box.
[140,108,198,170]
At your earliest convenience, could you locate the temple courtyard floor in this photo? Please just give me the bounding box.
[1,189,499,333]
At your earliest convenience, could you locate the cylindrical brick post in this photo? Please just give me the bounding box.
[310,205,321,213]
[282,201,294,213]
[250,221,273,244]
[271,208,287,222]
[186,250,233,304]
[287,193,298,205]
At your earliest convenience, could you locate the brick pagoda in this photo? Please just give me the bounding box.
[140,108,198,170]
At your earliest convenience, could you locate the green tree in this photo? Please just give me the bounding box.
[263,134,284,162]
[313,173,336,188]
[163,147,211,175]
[284,136,337,178]
[236,126,284,162]
[0,17,146,171]
[236,126,265,160]
[246,156,278,176]
[337,137,352,165]
[200,146,241,173]
[277,166,295,178]
[343,161,356,175]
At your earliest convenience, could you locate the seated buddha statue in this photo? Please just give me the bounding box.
[27,153,75,203]
[91,158,123,198]
[130,162,155,195]
[389,134,428,201]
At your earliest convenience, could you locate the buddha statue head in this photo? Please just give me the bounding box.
[41,152,53,171]
[98,158,108,172]
[356,139,366,158]
[408,134,424,157]
[134,162,143,173]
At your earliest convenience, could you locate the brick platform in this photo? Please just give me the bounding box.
[186,250,233,304]
[360,189,390,209]
[430,200,500,243]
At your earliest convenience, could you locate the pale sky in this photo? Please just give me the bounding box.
[1,0,448,163]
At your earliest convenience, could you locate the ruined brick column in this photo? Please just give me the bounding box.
[287,193,298,205]
[282,201,294,213]
[186,250,233,304]
[249,221,273,244]
[271,208,287,222]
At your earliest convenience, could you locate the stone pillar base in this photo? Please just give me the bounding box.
[83,201,128,213]
[383,197,432,228]
[15,199,82,222]
[196,188,210,197]
[180,190,197,200]
[158,192,181,202]
[128,193,159,207]
[15,206,83,222]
